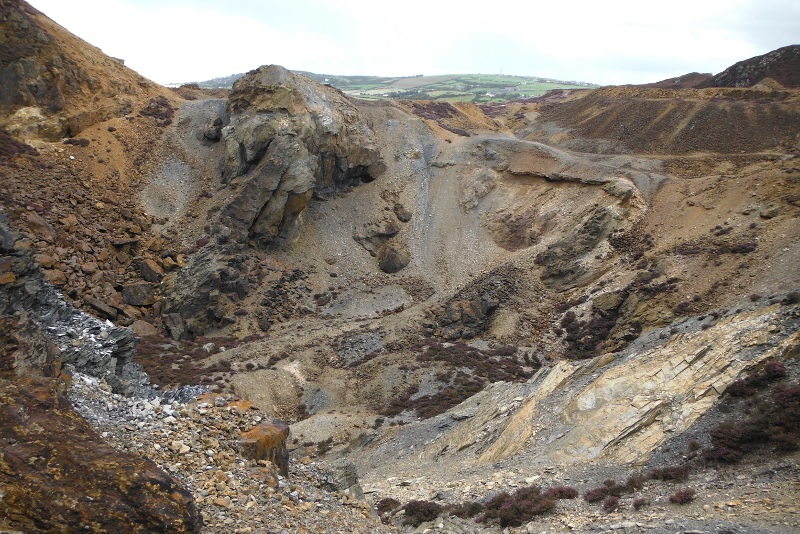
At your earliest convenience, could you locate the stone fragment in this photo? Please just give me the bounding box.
[85,296,117,319]
[34,253,55,268]
[44,268,66,288]
[328,458,365,501]
[239,420,290,477]
[163,313,187,340]
[131,319,159,337]
[80,261,98,274]
[162,256,179,271]
[26,211,56,240]
[123,282,155,306]
[138,258,165,283]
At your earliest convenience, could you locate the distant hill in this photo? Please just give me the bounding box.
[641,72,713,89]
[188,71,599,104]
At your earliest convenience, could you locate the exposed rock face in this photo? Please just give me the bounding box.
[426,266,525,340]
[0,377,201,533]
[0,212,201,532]
[0,212,147,395]
[0,0,169,138]
[161,246,249,337]
[360,305,799,477]
[220,65,384,247]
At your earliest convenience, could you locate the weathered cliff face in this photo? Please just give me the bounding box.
[220,65,385,247]
[0,0,170,139]
[0,212,201,532]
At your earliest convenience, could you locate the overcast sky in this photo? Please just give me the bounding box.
[28,0,799,86]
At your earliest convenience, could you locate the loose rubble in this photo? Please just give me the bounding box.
[68,373,393,533]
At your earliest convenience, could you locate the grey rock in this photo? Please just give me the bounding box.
[378,244,410,274]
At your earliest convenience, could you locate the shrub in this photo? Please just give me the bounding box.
[632,497,648,510]
[669,488,696,504]
[764,361,787,380]
[448,501,484,518]
[704,381,799,461]
[544,486,578,499]
[376,497,400,518]
[402,500,442,526]
[481,486,555,527]
[647,465,689,483]
[602,495,620,512]
[624,473,647,491]
[583,488,607,502]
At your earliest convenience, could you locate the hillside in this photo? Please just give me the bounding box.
[191,70,598,103]
[2,1,800,532]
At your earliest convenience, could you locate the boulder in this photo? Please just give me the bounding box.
[138,257,165,282]
[85,296,116,319]
[378,244,410,274]
[203,117,223,142]
[239,420,290,477]
[328,458,365,501]
[131,319,159,337]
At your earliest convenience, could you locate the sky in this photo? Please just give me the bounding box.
[27,0,800,86]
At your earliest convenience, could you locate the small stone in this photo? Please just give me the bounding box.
[80,262,99,274]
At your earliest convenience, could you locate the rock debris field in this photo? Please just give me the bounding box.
[68,373,391,534]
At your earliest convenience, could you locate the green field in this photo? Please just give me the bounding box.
[192,71,598,104]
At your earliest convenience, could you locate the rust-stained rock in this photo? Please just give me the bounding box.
[0,376,201,533]
[239,420,290,477]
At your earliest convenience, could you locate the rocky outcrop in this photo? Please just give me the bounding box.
[698,44,800,89]
[0,211,201,532]
[220,65,384,247]
[160,246,250,337]
[239,420,290,477]
[425,266,524,340]
[361,305,798,479]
